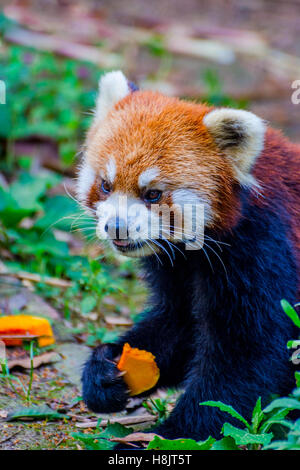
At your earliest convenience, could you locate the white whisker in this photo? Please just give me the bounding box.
[204,242,228,281]
[144,239,163,266]
[150,238,174,266]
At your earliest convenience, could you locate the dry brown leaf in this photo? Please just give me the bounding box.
[110,432,159,443]
[7,352,60,370]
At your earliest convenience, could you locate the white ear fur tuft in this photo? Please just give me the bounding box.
[203,108,265,187]
[95,71,130,121]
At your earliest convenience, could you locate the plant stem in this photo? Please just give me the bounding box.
[26,340,35,404]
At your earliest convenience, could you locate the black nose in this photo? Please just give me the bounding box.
[105,217,128,239]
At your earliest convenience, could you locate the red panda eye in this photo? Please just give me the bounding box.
[144,189,162,203]
[101,180,111,194]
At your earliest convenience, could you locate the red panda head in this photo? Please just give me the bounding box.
[77,71,265,257]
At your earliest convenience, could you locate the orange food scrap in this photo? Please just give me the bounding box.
[0,315,55,347]
[117,343,160,396]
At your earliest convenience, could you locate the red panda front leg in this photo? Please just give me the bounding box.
[82,305,194,413]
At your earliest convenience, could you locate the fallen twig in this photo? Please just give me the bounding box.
[7,352,60,370]
[0,270,72,288]
[5,26,122,68]
[0,430,22,445]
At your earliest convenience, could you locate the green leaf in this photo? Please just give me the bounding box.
[293,387,300,398]
[264,441,300,451]
[35,195,80,231]
[263,418,300,451]
[147,435,215,450]
[259,407,291,433]
[287,340,300,349]
[251,397,265,433]
[71,432,116,450]
[144,35,167,57]
[295,371,300,388]
[100,423,134,439]
[80,295,97,314]
[0,187,32,226]
[211,437,239,450]
[200,401,249,428]
[7,405,69,421]
[263,397,300,413]
[9,172,60,211]
[72,423,133,450]
[222,422,273,446]
[0,103,12,137]
[281,299,300,328]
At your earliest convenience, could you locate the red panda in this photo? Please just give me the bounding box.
[78,71,300,441]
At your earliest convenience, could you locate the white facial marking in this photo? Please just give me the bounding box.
[106,157,116,183]
[95,71,130,121]
[172,189,201,206]
[93,187,209,256]
[96,193,151,241]
[138,167,160,188]
[172,189,212,222]
[76,161,95,203]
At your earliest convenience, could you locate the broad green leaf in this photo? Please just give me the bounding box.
[71,432,115,450]
[287,340,300,349]
[147,435,215,450]
[7,405,69,421]
[263,397,300,413]
[295,371,300,388]
[281,299,300,328]
[36,195,80,231]
[200,401,249,428]
[100,423,134,439]
[9,172,60,211]
[81,295,97,314]
[211,436,239,450]
[15,231,69,257]
[0,187,32,226]
[222,422,273,446]
[72,423,133,450]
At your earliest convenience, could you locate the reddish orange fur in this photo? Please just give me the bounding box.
[86,177,109,209]
[86,91,241,230]
[85,90,300,272]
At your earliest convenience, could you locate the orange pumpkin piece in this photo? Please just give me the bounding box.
[117,343,160,396]
[0,315,55,347]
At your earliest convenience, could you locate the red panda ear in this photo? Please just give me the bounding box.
[94,71,131,121]
[203,108,265,187]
